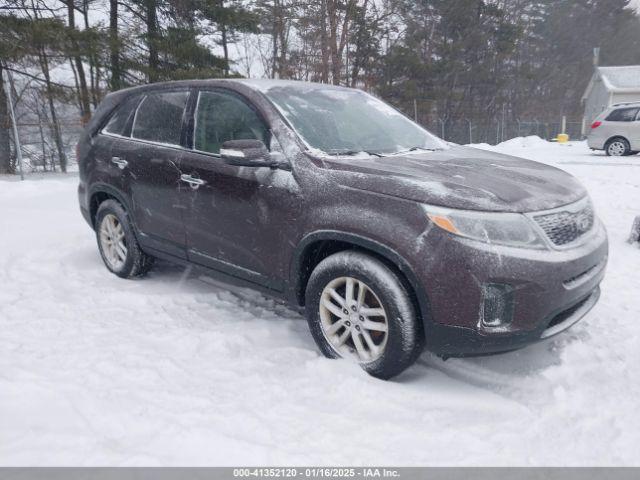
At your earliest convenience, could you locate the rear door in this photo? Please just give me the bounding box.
[605,107,639,148]
[124,90,191,258]
[94,95,142,197]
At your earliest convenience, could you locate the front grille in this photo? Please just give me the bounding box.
[533,202,595,246]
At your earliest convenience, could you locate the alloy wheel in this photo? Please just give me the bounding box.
[608,141,627,156]
[99,214,128,270]
[319,277,389,363]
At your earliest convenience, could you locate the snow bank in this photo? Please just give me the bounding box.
[467,135,554,151]
[500,135,551,148]
[1,142,640,466]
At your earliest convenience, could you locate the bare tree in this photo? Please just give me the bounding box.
[0,62,13,174]
[64,0,91,123]
[109,0,121,90]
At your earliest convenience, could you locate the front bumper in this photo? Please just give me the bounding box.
[416,220,608,357]
[427,287,601,357]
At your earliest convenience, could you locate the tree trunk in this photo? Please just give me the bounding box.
[109,0,122,90]
[327,0,340,84]
[350,0,368,87]
[35,99,48,172]
[221,25,229,76]
[66,0,91,124]
[69,57,83,112]
[146,0,159,82]
[320,0,330,83]
[82,0,100,106]
[326,0,356,86]
[271,1,278,79]
[39,48,67,173]
[272,0,287,79]
[277,19,287,78]
[0,63,13,174]
[219,0,230,77]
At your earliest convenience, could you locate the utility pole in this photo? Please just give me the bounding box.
[2,65,24,181]
[501,104,506,143]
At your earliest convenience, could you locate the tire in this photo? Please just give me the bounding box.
[305,251,424,380]
[95,199,154,279]
[605,137,631,157]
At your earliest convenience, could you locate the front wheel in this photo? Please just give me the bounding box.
[305,251,424,380]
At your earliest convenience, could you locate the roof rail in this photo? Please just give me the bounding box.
[612,101,640,107]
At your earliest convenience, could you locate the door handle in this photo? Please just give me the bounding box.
[180,174,207,190]
[111,156,128,170]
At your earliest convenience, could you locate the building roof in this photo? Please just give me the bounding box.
[598,66,640,91]
[582,65,640,101]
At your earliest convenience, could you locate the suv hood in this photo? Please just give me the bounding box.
[315,146,586,213]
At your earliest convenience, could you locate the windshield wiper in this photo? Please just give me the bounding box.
[326,149,385,158]
[391,146,440,155]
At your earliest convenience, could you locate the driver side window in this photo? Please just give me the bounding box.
[193,91,269,155]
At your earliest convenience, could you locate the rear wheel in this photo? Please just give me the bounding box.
[605,138,631,157]
[305,251,423,380]
[95,199,154,278]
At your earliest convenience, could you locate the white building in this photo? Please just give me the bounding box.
[582,65,640,134]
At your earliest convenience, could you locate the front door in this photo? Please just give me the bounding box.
[180,89,297,291]
[126,90,190,258]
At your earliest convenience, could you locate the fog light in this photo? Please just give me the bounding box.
[480,284,515,329]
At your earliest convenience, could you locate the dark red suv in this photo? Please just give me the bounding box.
[78,79,608,379]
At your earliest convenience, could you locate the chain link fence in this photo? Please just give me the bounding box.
[418,118,584,145]
[11,119,81,173]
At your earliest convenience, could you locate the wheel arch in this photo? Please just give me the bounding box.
[88,183,132,229]
[605,135,630,147]
[290,231,431,328]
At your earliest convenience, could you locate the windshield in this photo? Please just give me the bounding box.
[262,85,448,156]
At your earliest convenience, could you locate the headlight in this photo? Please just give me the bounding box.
[425,205,547,249]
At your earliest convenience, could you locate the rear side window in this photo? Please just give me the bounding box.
[194,91,269,155]
[103,95,141,136]
[132,91,189,145]
[606,107,639,122]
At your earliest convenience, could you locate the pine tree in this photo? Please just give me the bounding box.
[198,0,260,77]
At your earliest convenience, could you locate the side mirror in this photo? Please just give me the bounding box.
[220,139,289,170]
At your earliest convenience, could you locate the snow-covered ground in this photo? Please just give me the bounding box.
[1,139,639,466]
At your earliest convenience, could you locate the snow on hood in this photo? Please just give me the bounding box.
[313,145,586,213]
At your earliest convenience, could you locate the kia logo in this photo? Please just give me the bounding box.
[575,214,591,232]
